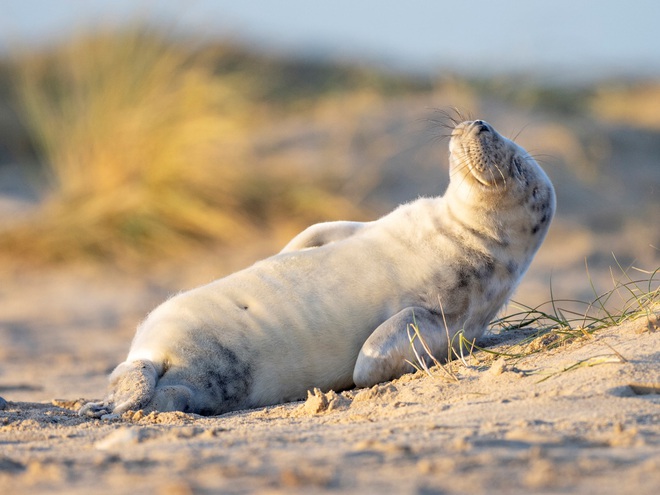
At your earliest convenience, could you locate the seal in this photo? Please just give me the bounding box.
[80,119,555,418]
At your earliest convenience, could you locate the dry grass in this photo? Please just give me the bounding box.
[0,26,376,264]
[591,82,660,130]
[408,264,659,379]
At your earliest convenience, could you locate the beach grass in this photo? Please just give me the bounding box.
[0,26,397,264]
[407,263,659,380]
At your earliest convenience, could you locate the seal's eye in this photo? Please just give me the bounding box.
[512,157,524,178]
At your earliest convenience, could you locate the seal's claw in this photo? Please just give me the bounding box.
[79,401,112,418]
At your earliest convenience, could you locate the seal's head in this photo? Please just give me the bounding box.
[447,119,556,247]
[449,119,554,208]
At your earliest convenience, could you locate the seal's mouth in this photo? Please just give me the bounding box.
[450,120,506,188]
[469,165,497,187]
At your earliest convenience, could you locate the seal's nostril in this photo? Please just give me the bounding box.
[474,120,490,134]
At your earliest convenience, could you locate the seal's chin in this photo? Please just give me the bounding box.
[449,146,505,189]
[450,119,508,189]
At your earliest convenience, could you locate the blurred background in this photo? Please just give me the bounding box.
[0,2,658,393]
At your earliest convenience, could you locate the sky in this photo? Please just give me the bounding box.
[2,1,660,83]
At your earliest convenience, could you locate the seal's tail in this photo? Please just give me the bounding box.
[79,359,158,418]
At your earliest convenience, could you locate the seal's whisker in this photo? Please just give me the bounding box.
[426,120,456,133]
[465,179,477,202]
[451,156,474,191]
[494,163,507,188]
[526,152,559,168]
[511,123,531,143]
[430,133,453,146]
[428,107,471,130]
[451,171,470,192]
[452,161,473,192]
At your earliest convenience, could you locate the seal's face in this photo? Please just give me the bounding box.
[448,119,555,251]
[449,120,542,203]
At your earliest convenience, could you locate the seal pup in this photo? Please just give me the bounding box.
[81,119,555,418]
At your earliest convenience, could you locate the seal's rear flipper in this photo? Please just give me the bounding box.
[79,359,158,418]
[147,385,194,413]
[280,221,366,253]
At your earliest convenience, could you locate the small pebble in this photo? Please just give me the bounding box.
[0,396,7,410]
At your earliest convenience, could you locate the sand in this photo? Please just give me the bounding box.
[0,262,658,495]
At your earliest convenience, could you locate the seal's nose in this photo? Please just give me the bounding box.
[474,120,491,134]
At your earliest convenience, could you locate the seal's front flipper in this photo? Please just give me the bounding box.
[79,359,158,418]
[280,221,367,253]
[353,307,448,388]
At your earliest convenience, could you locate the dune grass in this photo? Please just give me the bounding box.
[7,27,253,261]
[0,26,390,264]
[407,263,659,380]
[491,264,658,352]
[591,81,660,131]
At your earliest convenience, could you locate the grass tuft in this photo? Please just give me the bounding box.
[0,26,373,264]
[408,263,659,380]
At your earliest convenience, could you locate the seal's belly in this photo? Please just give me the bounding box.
[131,239,409,404]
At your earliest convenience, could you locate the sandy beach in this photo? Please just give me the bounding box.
[0,257,658,494]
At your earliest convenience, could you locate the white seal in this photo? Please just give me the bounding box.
[81,119,555,417]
